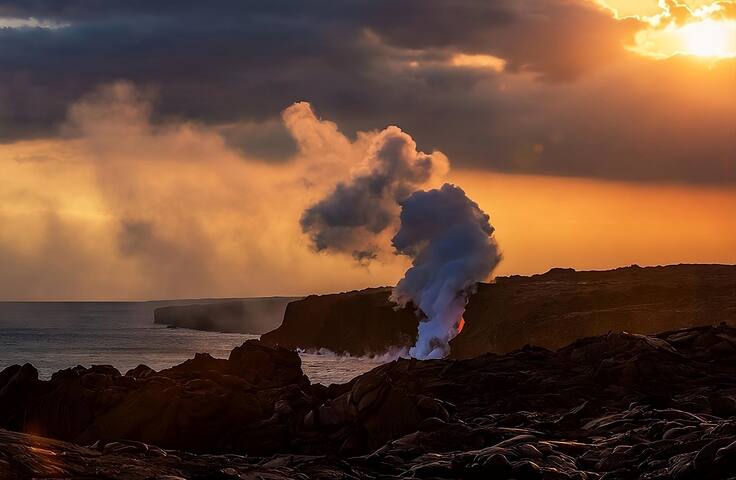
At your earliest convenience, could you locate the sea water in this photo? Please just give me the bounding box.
[0,302,386,385]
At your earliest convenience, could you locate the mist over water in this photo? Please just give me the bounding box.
[0,302,382,384]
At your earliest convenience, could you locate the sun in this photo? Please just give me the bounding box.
[631,18,736,59]
[616,0,736,60]
[679,19,736,57]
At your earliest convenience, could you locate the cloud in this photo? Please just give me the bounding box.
[294,107,499,360]
[2,82,736,300]
[0,2,636,139]
[0,84,411,300]
[0,210,123,300]
[366,0,641,81]
[0,0,733,187]
[300,126,448,262]
[626,0,736,58]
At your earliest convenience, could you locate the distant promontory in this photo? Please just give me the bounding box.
[153,297,298,334]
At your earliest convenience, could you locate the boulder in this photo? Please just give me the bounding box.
[0,341,317,454]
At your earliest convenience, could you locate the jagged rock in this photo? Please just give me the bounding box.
[0,341,315,454]
[3,324,736,479]
[126,364,156,379]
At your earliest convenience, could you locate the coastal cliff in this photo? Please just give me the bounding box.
[261,264,736,358]
[452,263,736,358]
[260,287,418,355]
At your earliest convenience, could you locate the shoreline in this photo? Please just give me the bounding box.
[2,323,736,478]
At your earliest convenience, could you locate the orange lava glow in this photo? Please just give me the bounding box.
[457,317,466,334]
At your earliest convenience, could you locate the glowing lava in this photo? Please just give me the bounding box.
[457,317,466,334]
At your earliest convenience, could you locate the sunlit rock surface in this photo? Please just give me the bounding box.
[3,324,736,478]
[453,263,736,358]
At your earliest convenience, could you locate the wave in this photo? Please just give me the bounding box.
[297,346,410,363]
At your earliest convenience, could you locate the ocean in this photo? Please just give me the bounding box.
[0,302,386,385]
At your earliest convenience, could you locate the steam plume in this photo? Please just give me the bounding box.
[300,126,448,263]
[391,184,501,359]
[300,117,500,359]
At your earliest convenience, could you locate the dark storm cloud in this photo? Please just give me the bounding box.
[1,0,734,183]
[0,6,353,141]
[300,126,448,262]
[0,0,633,139]
[365,0,641,81]
[218,121,297,162]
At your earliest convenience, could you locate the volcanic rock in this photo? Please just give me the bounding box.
[453,263,736,358]
[0,340,313,454]
[263,264,736,358]
[260,287,418,356]
[4,324,736,478]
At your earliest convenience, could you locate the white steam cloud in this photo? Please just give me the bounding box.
[301,123,500,359]
[391,184,501,359]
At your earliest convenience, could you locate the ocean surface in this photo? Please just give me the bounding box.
[0,302,387,385]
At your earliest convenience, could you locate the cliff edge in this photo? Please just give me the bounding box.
[261,264,736,358]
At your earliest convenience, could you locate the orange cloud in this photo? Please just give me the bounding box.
[3,82,736,300]
[0,84,410,300]
[450,54,507,72]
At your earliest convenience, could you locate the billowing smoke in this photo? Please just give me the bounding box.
[390,184,501,359]
[301,122,500,359]
[300,126,448,263]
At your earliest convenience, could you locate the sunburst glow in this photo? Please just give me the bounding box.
[615,0,736,59]
[680,19,736,57]
[632,18,736,59]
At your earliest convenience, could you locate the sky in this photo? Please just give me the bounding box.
[0,0,735,300]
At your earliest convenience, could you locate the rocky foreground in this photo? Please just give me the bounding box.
[3,324,736,478]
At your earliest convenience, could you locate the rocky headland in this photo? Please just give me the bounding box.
[260,287,418,355]
[153,297,298,334]
[3,323,736,478]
